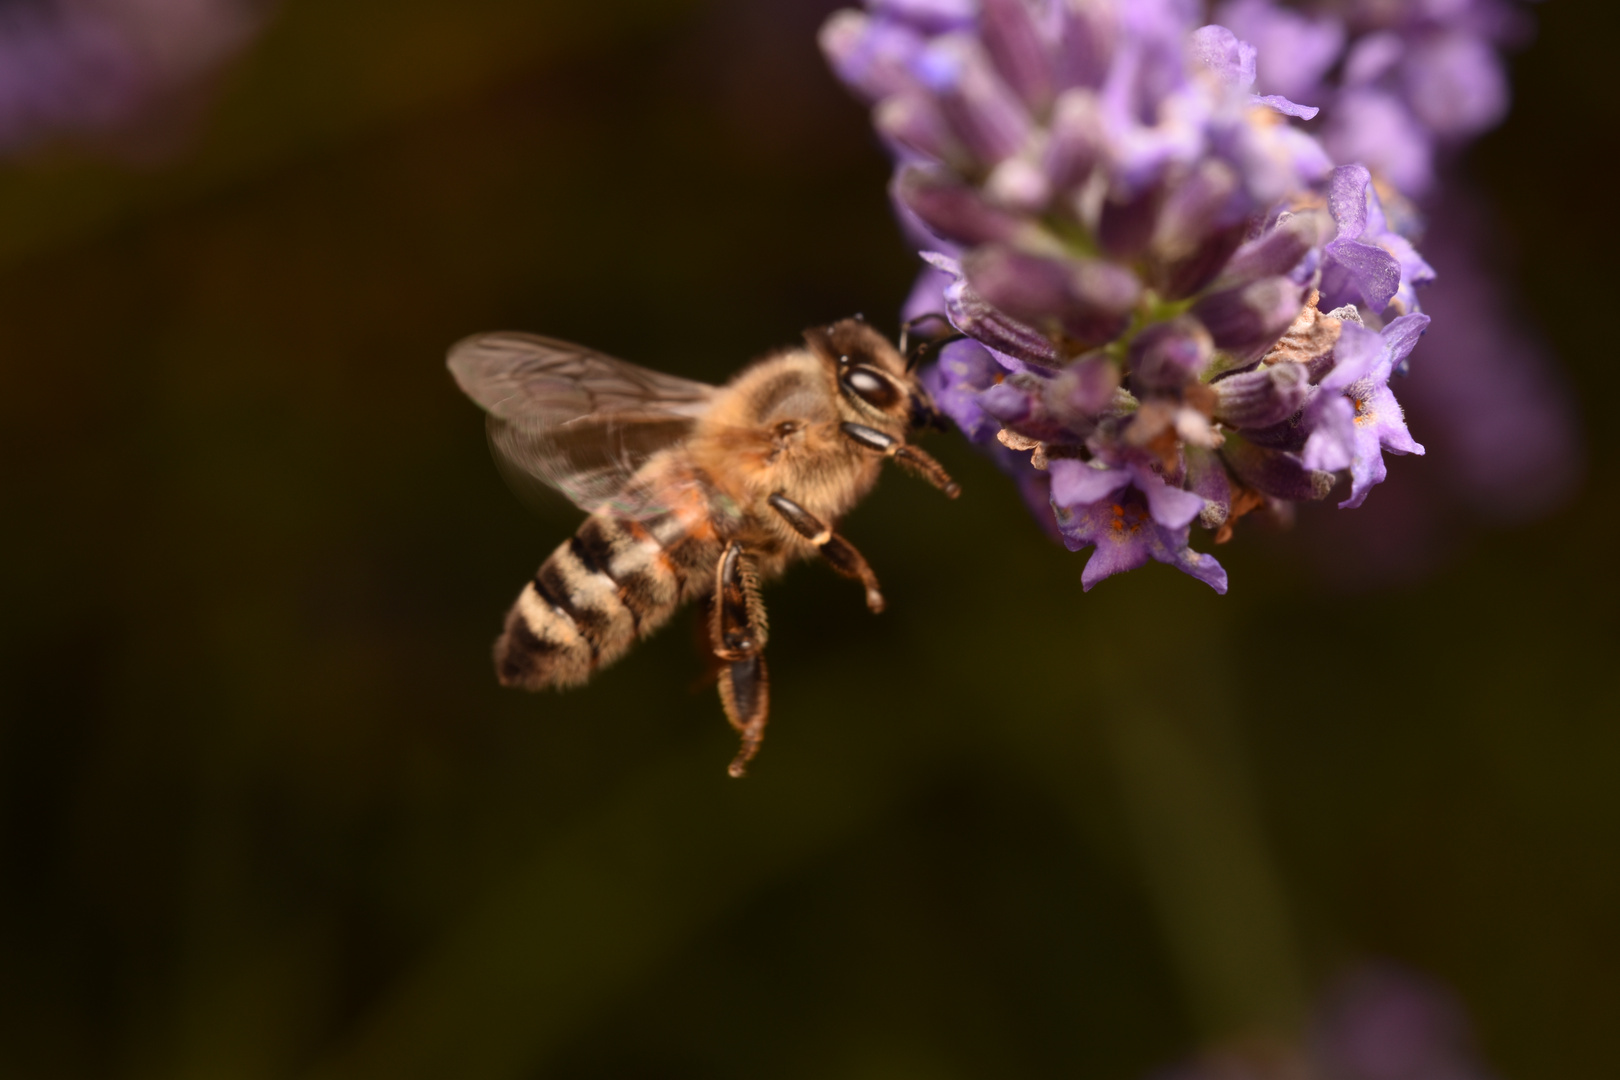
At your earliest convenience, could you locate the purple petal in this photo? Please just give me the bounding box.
[919,338,1001,442]
[1130,465,1206,528]
[1159,538,1229,594]
[903,259,954,323]
[1049,459,1132,508]
[1215,0,1343,101]
[1321,321,1386,390]
[1380,312,1431,368]
[978,381,1035,423]
[1327,164,1373,242]
[1302,393,1355,471]
[1191,24,1257,91]
[1321,238,1403,314]
[1252,93,1318,120]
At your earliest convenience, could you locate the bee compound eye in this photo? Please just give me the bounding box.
[841,365,901,410]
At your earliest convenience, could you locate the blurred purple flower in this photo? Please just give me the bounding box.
[1393,184,1581,523]
[824,0,1439,592]
[0,0,270,155]
[1311,965,1496,1080]
[1214,0,1581,565]
[1157,964,1495,1080]
[1216,0,1527,198]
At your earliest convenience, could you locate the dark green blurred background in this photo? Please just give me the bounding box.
[1,2,1615,1077]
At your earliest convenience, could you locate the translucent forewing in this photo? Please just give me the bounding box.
[448,332,716,513]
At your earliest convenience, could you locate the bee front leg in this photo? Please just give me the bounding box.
[766,493,886,615]
[840,422,961,498]
[712,541,770,778]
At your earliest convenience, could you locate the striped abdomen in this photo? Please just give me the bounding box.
[494,510,714,690]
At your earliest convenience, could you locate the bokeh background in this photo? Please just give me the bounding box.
[1,1,1615,1077]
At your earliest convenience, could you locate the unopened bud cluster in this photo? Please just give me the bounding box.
[822,0,1436,592]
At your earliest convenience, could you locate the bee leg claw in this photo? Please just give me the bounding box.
[720,655,770,778]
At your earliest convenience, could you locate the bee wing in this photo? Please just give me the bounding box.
[448,331,716,513]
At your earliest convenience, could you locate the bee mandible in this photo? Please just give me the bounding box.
[448,315,962,777]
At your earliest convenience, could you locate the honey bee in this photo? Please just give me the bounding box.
[448,315,961,777]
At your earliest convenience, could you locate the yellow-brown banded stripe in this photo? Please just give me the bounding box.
[494,512,689,690]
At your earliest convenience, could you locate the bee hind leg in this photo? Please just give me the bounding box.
[766,493,885,614]
[711,541,771,778]
[719,655,770,779]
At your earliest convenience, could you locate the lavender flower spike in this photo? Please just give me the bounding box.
[823,0,1441,591]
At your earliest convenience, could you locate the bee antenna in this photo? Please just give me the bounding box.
[899,312,964,371]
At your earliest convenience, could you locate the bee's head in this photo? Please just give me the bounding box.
[806,315,945,433]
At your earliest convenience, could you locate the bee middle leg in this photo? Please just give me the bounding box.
[840,422,961,498]
[766,493,885,615]
[711,541,770,778]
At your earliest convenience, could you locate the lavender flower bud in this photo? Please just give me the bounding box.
[979,0,1055,111]
[963,246,1140,348]
[1221,433,1334,501]
[820,10,926,101]
[1042,89,1106,193]
[1185,444,1233,529]
[1219,209,1332,288]
[1192,276,1304,358]
[1130,317,1214,392]
[875,94,960,163]
[915,33,1033,165]
[1052,351,1122,417]
[1055,0,1118,90]
[1150,162,1247,299]
[896,164,1030,245]
[924,252,1063,366]
[1096,185,1164,261]
[1212,362,1308,428]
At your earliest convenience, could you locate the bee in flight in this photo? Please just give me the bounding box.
[448,315,961,777]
